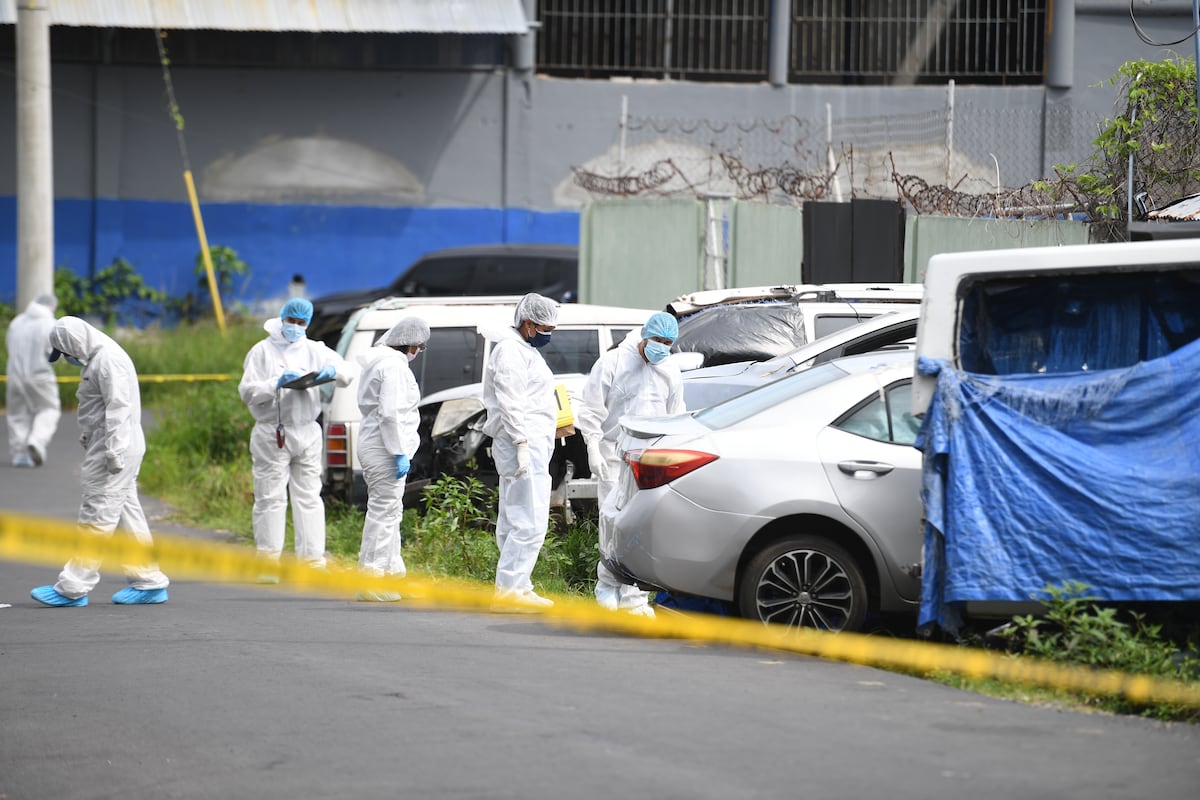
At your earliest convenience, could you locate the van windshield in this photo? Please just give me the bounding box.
[959,269,1200,375]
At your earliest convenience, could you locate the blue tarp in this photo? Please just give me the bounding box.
[915,339,1200,633]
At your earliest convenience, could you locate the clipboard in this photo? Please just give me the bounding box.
[281,371,334,390]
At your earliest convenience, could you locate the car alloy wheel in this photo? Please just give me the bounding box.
[738,535,868,633]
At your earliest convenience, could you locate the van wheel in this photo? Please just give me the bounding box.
[737,535,868,633]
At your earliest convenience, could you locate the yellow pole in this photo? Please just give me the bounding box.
[183,169,226,334]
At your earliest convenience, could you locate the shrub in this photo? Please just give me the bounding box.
[993,581,1200,720]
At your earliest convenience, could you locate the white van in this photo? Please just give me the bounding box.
[320,297,657,505]
[912,239,1200,631]
[914,239,1200,412]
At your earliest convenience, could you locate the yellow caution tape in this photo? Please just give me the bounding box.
[0,374,233,384]
[2,509,1198,709]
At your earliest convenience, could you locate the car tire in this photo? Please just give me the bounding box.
[737,535,869,633]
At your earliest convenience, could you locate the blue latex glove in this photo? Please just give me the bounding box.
[394,454,410,479]
[316,365,337,383]
[277,370,303,389]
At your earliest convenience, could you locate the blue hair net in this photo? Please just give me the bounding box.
[280,298,314,324]
[642,312,679,342]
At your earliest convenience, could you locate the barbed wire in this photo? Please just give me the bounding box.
[890,165,1084,220]
[570,159,681,195]
[572,106,1108,219]
[719,154,833,201]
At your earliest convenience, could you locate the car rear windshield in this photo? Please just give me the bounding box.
[959,268,1200,375]
[695,362,848,429]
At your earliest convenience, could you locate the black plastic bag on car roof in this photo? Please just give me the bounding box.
[672,303,809,367]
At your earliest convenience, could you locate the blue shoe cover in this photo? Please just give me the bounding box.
[31,585,88,607]
[112,587,168,605]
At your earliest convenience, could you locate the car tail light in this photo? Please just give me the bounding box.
[326,423,348,467]
[626,449,718,490]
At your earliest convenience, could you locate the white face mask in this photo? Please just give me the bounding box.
[643,340,672,364]
[281,323,306,343]
[406,351,419,363]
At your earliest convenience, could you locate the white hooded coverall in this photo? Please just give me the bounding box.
[5,297,61,464]
[355,344,421,576]
[47,317,169,598]
[576,331,686,609]
[481,327,557,592]
[238,317,356,566]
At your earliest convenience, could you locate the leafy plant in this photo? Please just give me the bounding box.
[1052,58,1199,239]
[54,259,166,326]
[537,512,600,593]
[991,581,1200,720]
[171,245,251,322]
[404,475,500,582]
[195,245,248,294]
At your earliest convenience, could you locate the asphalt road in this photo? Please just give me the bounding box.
[2,411,1199,799]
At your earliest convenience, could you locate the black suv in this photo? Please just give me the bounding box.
[308,243,578,347]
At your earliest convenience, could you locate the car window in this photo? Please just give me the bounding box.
[696,362,848,429]
[959,270,1200,375]
[835,381,919,445]
[609,328,634,349]
[539,329,600,374]
[813,313,874,339]
[410,327,483,396]
[472,257,545,294]
[393,258,475,296]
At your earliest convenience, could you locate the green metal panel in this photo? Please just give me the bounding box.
[729,201,805,286]
[579,199,704,308]
[904,216,1092,282]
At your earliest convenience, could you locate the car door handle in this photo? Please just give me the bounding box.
[837,460,894,479]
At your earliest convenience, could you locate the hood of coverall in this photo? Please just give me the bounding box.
[49,317,112,364]
[356,343,403,372]
[23,298,56,321]
[262,316,302,347]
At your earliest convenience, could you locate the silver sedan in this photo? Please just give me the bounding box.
[600,350,923,632]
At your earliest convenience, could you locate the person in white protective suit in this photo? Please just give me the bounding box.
[5,293,61,467]
[482,293,559,609]
[29,317,170,607]
[238,298,357,579]
[354,316,430,602]
[577,311,685,616]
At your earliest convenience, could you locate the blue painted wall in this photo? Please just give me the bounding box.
[0,196,580,307]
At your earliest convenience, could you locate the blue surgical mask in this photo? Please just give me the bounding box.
[527,331,552,349]
[65,356,84,367]
[281,323,306,343]
[644,341,671,364]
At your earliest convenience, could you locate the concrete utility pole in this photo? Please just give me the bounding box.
[16,0,55,310]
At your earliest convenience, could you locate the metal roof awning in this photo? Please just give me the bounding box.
[0,0,530,34]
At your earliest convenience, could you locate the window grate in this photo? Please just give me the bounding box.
[791,0,1046,84]
[537,0,1046,85]
[538,0,770,82]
